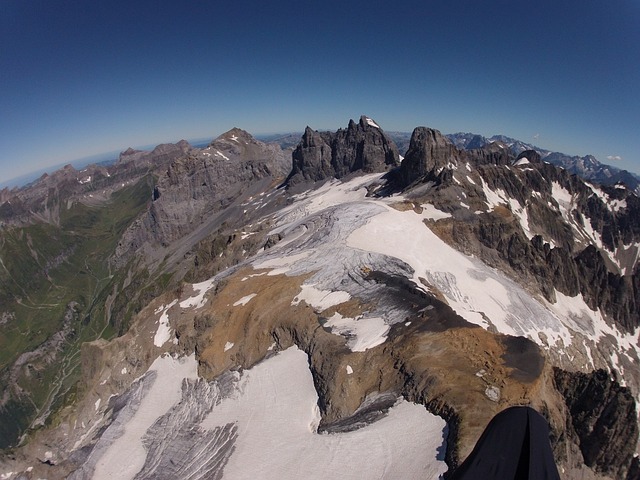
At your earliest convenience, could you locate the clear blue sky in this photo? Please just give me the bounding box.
[1,0,639,185]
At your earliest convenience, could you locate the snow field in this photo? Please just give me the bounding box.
[92,354,199,480]
[153,299,178,347]
[200,347,448,479]
[347,200,640,378]
[324,312,389,352]
[348,203,574,347]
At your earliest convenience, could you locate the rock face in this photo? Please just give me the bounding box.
[554,368,638,479]
[516,149,542,164]
[396,127,461,187]
[112,128,290,269]
[467,142,514,167]
[285,116,399,186]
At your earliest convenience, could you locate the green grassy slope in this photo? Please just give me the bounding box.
[0,177,153,448]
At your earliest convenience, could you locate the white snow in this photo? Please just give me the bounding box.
[324,312,390,352]
[94,398,101,412]
[485,386,501,402]
[292,284,351,312]
[233,293,257,307]
[514,157,529,166]
[241,272,267,282]
[551,182,574,218]
[154,300,178,347]
[179,278,216,309]
[200,347,447,479]
[480,177,509,211]
[586,183,628,212]
[0,472,15,479]
[224,341,235,352]
[421,203,452,220]
[283,173,383,219]
[364,117,380,128]
[92,354,199,480]
[215,150,230,161]
[121,367,127,375]
[346,365,353,375]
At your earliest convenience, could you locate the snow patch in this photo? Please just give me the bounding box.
[180,278,216,309]
[346,365,353,375]
[224,341,234,352]
[364,117,380,128]
[421,203,452,220]
[233,293,257,307]
[154,300,178,347]
[324,313,389,352]
[292,284,351,312]
[215,150,230,161]
[200,347,447,479]
[485,386,501,402]
[480,177,509,211]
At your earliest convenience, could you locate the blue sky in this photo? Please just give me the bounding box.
[1,0,639,185]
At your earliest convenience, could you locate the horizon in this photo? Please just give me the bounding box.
[2,1,638,185]
[2,119,635,190]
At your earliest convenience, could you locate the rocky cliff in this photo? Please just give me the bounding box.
[285,116,399,187]
[111,128,290,270]
[554,368,638,479]
[396,127,462,187]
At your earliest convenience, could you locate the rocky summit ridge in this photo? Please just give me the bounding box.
[1,117,639,480]
[285,115,400,187]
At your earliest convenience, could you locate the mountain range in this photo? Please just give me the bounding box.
[0,116,639,479]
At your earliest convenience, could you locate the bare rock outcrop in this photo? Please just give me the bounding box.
[285,116,399,187]
[554,368,639,479]
[112,129,290,269]
[396,127,462,187]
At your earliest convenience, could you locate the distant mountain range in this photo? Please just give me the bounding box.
[444,132,640,194]
[258,130,640,195]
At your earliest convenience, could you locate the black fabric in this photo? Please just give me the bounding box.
[450,406,560,480]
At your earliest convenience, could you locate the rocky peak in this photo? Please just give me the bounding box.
[515,149,542,165]
[121,147,139,156]
[211,127,255,146]
[467,141,514,167]
[466,134,487,150]
[285,116,400,187]
[151,141,192,156]
[396,127,461,187]
[203,129,288,171]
